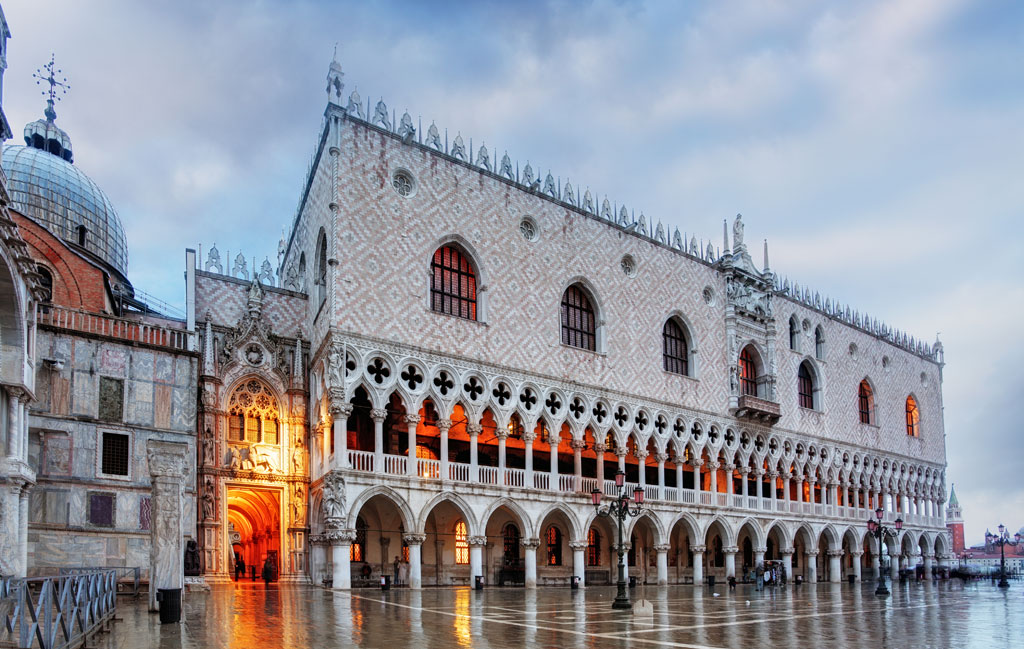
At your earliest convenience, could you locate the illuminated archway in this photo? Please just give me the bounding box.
[226,487,282,580]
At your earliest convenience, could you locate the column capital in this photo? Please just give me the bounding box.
[326,529,357,544]
[707,461,720,470]
[546,433,561,447]
[467,423,483,437]
[767,470,778,479]
[404,414,421,425]
[614,447,628,459]
[754,546,767,554]
[522,431,537,443]
[724,463,736,472]
[329,402,353,417]
[521,538,541,550]
[690,545,707,554]
[436,418,452,433]
[468,535,487,547]
[827,549,845,558]
[805,549,819,557]
[370,408,387,422]
[923,553,935,560]
[634,450,649,461]
[738,466,749,475]
[146,440,188,478]
[780,547,794,556]
[495,429,509,441]
[654,452,669,464]
[692,459,705,468]
[653,544,671,553]
[723,545,739,554]
[403,533,427,546]
[570,439,587,452]
[849,550,864,558]
[592,443,606,454]
[568,541,589,551]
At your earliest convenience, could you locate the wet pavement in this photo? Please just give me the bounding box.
[98,579,1022,649]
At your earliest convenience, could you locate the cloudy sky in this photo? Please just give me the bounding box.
[3,0,1021,544]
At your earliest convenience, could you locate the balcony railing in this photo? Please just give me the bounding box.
[339,451,945,528]
[736,394,782,425]
[37,304,192,352]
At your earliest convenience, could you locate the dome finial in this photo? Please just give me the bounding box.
[32,53,71,123]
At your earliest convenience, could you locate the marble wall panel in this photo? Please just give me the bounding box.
[71,371,97,417]
[130,350,154,381]
[126,379,154,427]
[153,384,172,430]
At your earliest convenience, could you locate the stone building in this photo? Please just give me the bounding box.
[189,58,953,590]
[0,40,198,582]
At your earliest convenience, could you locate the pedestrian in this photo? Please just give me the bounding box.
[393,556,401,586]
[235,554,246,581]
[262,558,274,585]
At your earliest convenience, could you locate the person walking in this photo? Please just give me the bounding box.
[235,555,246,582]
[262,558,274,586]
[393,556,401,587]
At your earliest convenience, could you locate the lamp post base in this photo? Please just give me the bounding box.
[875,582,890,597]
[612,595,633,609]
[998,578,1009,589]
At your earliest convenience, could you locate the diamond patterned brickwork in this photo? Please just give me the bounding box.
[196,272,308,338]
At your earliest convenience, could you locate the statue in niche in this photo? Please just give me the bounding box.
[184,539,201,577]
[323,473,346,521]
[292,485,305,524]
[327,344,345,388]
[202,427,216,466]
[201,485,215,520]
[292,439,305,474]
[733,213,744,248]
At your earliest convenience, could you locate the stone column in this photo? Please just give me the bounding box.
[691,545,706,584]
[725,464,735,495]
[635,450,648,487]
[496,429,508,485]
[675,461,684,501]
[753,546,766,569]
[708,461,719,493]
[330,529,356,590]
[781,549,793,584]
[469,535,486,584]
[923,553,935,579]
[871,552,881,580]
[522,539,540,589]
[330,404,352,470]
[437,419,451,480]
[850,551,863,582]
[405,534,426,589]
[805,549,818,582]
[146,440,189,613]
[523,431,535,487]
[547,432,560,491]
[828,549,844,583]
[740,467,750,498]
[4,387,18,457]
[405,414,420,476]
[571,439,585,492]
[768,471,778,507]
[468,423,482,483]
[889,552,900,582]
[807,478,816,504]
[654,544,670,585]
[693,459,704,493]
[570,541,587,587]
[724,546,737,579]
[371,408,387,474]
[655,453,668,500]
[593,443,606,487]
[616,447,627,475]
[782,472,791,503]
[18,487,29,575]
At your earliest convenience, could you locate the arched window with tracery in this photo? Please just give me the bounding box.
[587,528,601,566]
[858,381,874,424]
[430,245,477,320]
[227,379,280,444]
[789,316,799,351]
[351,516,367,562]
[315,228,327,309]
[905,396,920,437]
[502,523,520,566]
[454,520,469,564]
[561,283,596,351]
[662,318,689,376]
[798,362,815,409]
[546,526,562,566]
[739,348,758,396]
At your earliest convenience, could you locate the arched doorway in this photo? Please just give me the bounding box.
[227,487,281,581]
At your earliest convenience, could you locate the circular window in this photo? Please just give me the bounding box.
[702,286,715,305]
[620,255,636,277]
[519,217,537,242]
[391,169,415,197]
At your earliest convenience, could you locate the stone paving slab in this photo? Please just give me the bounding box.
[92,580,1022,648]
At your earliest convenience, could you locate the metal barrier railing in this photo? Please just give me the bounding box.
[57,568,140,598]
[0,570,117,649]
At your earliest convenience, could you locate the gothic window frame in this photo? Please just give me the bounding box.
[430,243,479,321]
[350,516,367,562]
[797,361,816,410]
[662,316,693,377]
[227,378,282,447]
[560,281,601,353]
[315,227,328,312]
[905,395,920,437]
[454,519,469,565]
[814,326,826,360]
[788,316,800,352]
[546,525,563,566]
[587,528,601,566]
[739,347,759,397]
[502,523,521,566]
[858,379,875,425]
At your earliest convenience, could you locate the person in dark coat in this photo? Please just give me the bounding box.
[235,555,246,581]
[262,558,274,585]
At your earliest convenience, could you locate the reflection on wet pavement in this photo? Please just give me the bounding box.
[95,580,1022,649]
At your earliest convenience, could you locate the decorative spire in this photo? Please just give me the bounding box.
[326,49,344,106]
[722,219,730,254]
[763,239,770,272]
[33,54,70,123]
[25,54,74,162]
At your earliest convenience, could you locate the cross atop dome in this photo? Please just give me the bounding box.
[24,54,73,162]
[32,53,70,123]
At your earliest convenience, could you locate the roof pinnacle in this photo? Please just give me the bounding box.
[32,53,70,123]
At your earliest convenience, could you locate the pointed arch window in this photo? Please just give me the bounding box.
[316,229,327,308]
[814,326,825,360]
[858,381,874,424]
[587,528,601,566]
[351,516,367,562]
[798,362,814,409]
[227,379,281,445]
[561,284,596,351]
[454,519,469,564]
[431,245,477,320]
[789,316,799,351]
[502,523,520,566]
[905,396,920,437]
[662,318,689,375]
[739,348,758,396]
[546,526,563,566]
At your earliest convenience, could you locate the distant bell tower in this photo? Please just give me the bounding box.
[946,484,965,554]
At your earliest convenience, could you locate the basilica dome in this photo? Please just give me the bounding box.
[2,128,129,278]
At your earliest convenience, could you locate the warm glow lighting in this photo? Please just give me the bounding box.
[615,470,625,488]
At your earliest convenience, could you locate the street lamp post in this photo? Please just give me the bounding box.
[592,470,644,610]
[984,524,1021,589]
[867,507,902,597]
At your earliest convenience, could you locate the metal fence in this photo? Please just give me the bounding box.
[0,570,117,649]
[57,568,140,599]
